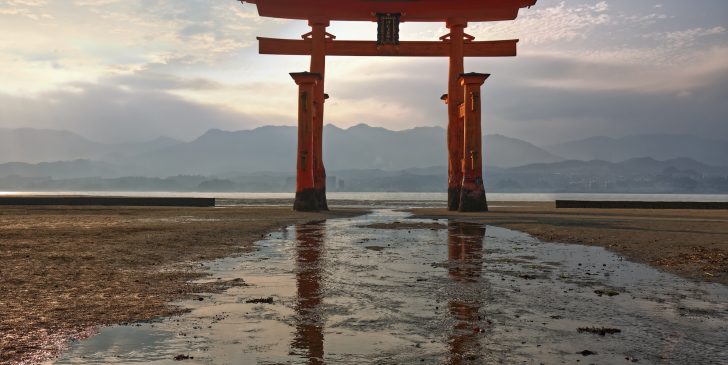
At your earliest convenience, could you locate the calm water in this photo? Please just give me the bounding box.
[55,210,728,364]
[3,191,728,208]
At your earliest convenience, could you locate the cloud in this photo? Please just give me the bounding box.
[1,0,727,146]
[0,81,261,143]
[0,0,51,20]
[0,0,288,93]
[107,69,223,91]
[517,46,728,94]
[646,26,726,48]
[466,1,611,45]
[315,50,728,143]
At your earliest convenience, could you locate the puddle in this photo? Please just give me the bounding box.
[54,210,728,364]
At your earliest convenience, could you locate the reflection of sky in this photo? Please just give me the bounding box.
[56,210,728,364]
[0,0,726,144]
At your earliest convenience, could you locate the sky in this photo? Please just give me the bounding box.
[0,0,726,144]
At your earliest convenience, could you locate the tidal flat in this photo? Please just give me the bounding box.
[0,206,362,365]
[413,202,728,285]
[55,210,728,364]
[2,204,727,364]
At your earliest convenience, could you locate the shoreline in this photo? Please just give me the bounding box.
[0,206,367,365]
[410,201,728,286]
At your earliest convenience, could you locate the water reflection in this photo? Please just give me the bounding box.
[54,210,728,364]
[291,221,326,364]
[447,221,486,365]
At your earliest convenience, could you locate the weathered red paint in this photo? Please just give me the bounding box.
[257,37,518,57]
[309,20,329,210]
[242,0,537,22]
[446,18,467,211]
[290,72,320,211]
[458,73,490,212]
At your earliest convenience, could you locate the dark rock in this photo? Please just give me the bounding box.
[246,297,274,304]
[577,326,622,336]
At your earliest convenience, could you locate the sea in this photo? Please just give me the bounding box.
[2,191,728,208]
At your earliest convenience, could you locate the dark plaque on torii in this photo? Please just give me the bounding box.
[377,13,401,45]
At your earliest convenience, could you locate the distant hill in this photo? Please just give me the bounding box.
[126,124,562,176]
[3,127,727,181]
[3,157,726,193]
[490,157,728,193]
[509,157,728,176]
[0,128,105,163]
[0,128,181,164]
[487,134,563,167]
[545,134,728,167]
[0,159,119,179]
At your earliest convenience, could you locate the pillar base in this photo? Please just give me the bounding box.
[294,189,320,212]
[459,185,488,212]
[448,187,461,211]
[315,188,329,211]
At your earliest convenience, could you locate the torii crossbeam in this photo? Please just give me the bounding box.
[241,0,537,212]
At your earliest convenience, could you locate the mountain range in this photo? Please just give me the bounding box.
[0,125,726,193]
[2,125,725,176]
[0,128,181,164]
[545,134,728,167]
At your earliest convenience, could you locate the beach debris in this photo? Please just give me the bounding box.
[577,350,596,356]
[594,289,620,297]
[577,327,621,336]
[246,297,274,304]
[173,354,193,361]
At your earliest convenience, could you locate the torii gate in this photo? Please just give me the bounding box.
[240,0,537,212]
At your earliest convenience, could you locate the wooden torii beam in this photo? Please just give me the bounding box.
[258,38,518,58]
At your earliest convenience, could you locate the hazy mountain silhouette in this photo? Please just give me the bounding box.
[0,159,119,179]
[2,126,727,179]
[124,124,562,176]
[492,157,728,193]
[3,156,726,193]
[0,128,105,163]
[0,128,181,164]
[509,157,728,176]
[546,134,728,167]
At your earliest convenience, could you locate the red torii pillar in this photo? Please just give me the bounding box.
[458,73,489,212]
[446,18,467,211]
[291,72,320,211]
[308,19,330,211]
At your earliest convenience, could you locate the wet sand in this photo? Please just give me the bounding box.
[55,210,728,364]
[0,206,364,365]
[411,202,728,285]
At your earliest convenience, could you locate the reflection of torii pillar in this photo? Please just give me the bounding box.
[447,221,486,364]
[292,222,325,364]
[458,73,489,212]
